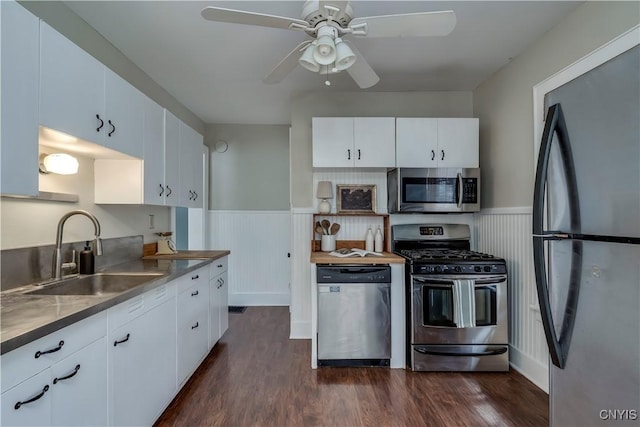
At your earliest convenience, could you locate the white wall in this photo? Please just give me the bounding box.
[473,1,640,209]
[205,124,290,211]
[0,153,170,249]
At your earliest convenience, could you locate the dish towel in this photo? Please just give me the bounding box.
[453,279,476,328]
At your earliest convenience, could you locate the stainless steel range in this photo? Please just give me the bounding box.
[392,223,509,372]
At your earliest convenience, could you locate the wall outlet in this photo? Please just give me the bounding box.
[148,214,155,229]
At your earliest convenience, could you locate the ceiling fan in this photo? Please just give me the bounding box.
[201,1,456,88]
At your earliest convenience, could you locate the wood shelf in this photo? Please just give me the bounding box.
[311,213,391,252]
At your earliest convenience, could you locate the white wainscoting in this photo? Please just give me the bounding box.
[476,207,549,392]
[290,209,314,338]
[208,210,291,307]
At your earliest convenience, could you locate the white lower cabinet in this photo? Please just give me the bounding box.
[177,268,209,385]
[1,370,51,427]
[108,290,177,427]
[51,337,108,426]
[0,312,107,427]
[209,257,229,347]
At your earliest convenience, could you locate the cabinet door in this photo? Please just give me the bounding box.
[312,117,354,167]
[143,96,166,205]
[395,118,438,167]
[1,0,39,196]
[164,110,180,206]
[50,337,107,427]
[177,276,209,385]
[109,298,176,427]
[1,370,51,427]
[103,69,144,158]
[353,117,395,167]
[178,122,203,208]
[40,22,105,145]
[218,270,229,337]
[436,118,479,168]
[209,273,221,348]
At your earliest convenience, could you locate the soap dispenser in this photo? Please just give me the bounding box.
[79,241,95,275]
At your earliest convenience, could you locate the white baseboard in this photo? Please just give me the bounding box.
[289,320,311,339]
[510,346,549,393]
[229,292,290,307]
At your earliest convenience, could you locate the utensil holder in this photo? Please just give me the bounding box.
[321,235,336,252]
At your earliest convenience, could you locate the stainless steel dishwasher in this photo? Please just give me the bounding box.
[317,264,391,367]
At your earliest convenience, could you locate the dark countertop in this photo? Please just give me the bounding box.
[1,251,229,355]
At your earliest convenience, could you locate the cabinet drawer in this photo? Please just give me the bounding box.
[210,257,228,276]
[1,312,106,393]
[1,369,51,427]
[177,301,208,385]
[177,279,209,314]
[178,266,208,294]
[108,281,176,330]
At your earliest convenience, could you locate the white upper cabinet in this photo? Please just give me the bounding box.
[40,22,104,146]
[1,1,40,197]
[39,22,143,158]
[142,96,166,205]
[313,117,395,168]
[164,110,181,206]
[178,122,204,208]
[103,69,144,158]
[436,118,479,168]
[396,118,479,168]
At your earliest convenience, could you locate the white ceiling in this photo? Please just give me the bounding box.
[64,1,581,125]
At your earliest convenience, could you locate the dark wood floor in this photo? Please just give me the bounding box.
[155,307,548,427]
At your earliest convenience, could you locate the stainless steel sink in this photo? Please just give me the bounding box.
[26,273,165,296]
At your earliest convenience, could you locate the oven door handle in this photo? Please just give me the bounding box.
[415,346,508,357]
[412,276,506,285]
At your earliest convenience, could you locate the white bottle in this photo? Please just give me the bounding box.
[374,226,383,253]
[365,227,374,252]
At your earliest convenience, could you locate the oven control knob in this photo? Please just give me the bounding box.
[454,266,462,273]
[434,266,442,273]
[474,266,482,273]
[484,265,492,272]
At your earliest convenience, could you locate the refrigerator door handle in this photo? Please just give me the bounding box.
[532,103,583,369]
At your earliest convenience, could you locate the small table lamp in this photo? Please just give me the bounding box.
[316,181,333,213]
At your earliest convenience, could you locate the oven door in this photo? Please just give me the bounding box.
[411,275,508,345]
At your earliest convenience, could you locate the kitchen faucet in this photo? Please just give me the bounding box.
[52,210,103,280]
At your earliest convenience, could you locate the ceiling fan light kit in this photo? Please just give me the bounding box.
[201,1,457,89]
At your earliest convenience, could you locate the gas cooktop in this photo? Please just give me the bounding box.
[397,249,498,262]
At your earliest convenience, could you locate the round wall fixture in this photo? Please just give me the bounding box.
[214,140,228,153]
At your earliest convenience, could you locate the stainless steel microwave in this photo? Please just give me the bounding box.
[387,168,480,213]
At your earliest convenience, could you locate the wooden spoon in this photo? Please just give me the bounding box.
[330,223,340,235]
[315,222,324,235]
[321,219,331,235]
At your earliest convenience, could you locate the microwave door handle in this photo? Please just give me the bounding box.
[456,173,463,208]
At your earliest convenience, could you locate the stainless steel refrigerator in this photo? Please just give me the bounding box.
[533,45,639,426]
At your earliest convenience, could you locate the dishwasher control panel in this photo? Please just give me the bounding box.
[317,265,391,283]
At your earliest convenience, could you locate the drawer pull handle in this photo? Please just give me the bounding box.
[192,275,199,280]
[53,365,81,384]
[113,333,130,347]
[108,120,116,137]
[14,385,49,410]
[217,264,223,268]
[191,322,199,330]
[96,114,104,132]
[191,290,199,296]
[35,340,64,359]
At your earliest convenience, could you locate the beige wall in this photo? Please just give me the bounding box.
[0,154,170,249]
[473,1,639,209]
[19,1,205,134]
[205,124,290,210]
[290,91,474,207]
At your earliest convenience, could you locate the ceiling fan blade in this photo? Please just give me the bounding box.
[263,41,312,85]
[344,41,379,89]
[350,10,456,38]
[201,7,310,31]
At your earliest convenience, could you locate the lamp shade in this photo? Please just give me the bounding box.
[316,181,333,199]
[313,35,336,65]
[334,38,356,71]
[299,43,320,72]
[42,153,79,175]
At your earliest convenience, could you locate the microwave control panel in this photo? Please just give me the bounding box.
[461,178,478,203]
